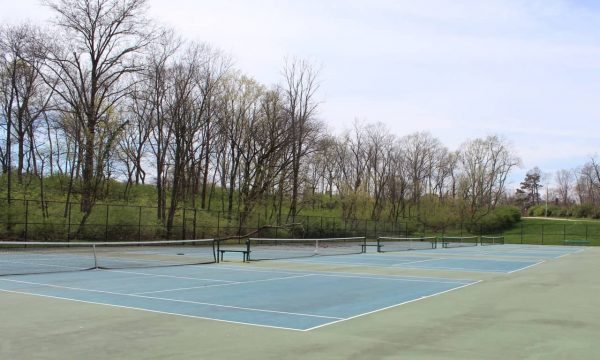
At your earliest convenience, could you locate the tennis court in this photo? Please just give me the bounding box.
[0,265,476,331]
[1,238,598,359]
[266,244,580,273]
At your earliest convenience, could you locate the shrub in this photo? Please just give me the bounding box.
[573,204,593,218]
[476,206,521,234]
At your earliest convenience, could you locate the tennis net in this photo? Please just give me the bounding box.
[440,236,479,248]
[244,237,366,261]
[480,236,505,246]
[0,239,216,276]
[377,236,437,252]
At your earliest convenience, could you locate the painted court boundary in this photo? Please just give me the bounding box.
[0,268,479,332]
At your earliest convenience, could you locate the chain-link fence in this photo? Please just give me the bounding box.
[1,198,598,245]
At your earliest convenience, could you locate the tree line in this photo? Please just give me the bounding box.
[516,160,600,218]
[1,0,525,235]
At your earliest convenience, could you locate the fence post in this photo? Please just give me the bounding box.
[67,202,72,242]
[305,215,309,237]
[321,216,324,235]
[585,224,588,241]
[105,204,109,242]
[193,208,197,240]
[333,217,336,237]
[520,222,523,244]
[257,213,261,238]
[24,200,29,241]
[182,207,187,240]
[217,211,220,238]
[344,218,347,235]
[138,206,142,242]
[563,224,566,242]
[541,224,544,245]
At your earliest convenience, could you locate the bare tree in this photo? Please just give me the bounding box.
[387,146,409,222]
[216,73,263,218]
[237,88,291,224]
[399,132,442,209]
[555,169,575,205]
[143,30,181,221]
[575,158,600,205]
[331,121,369,220]
[459,135,520,221]
[0,24,53,201]
[42,0,152,214]
[282,58,321,220]
[364,122,393,220]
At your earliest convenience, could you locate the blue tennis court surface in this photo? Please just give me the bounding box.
[0,266,476,331]
[281,254,541,272]
[274,244,582,273]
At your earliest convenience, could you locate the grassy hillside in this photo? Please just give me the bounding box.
[0,174,402,241]
[1,174,599,245]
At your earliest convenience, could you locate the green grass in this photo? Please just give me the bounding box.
[503,217,600,246]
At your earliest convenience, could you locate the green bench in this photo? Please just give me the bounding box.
[563,240,591,246]
[361,244,380,253]
[218,249,250,262]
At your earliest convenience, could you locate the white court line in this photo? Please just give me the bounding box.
[0,259,86,271]
[0,267,480,331]
[396,264,512,273]
[104,269,234,283]
[304,280,483,331]
[367,251,556,261]
[215,264,476,283]
[279,258,409,269]
[284,257,428,269]
[555,248,585,259]
[134,274,315,295]
[108,270,473,296]
[304,272,471,285]
[0,288,306,332]
[506,260,545,274]
[0,278,342,320]
[277,257,522,274]
[393,258,444,266]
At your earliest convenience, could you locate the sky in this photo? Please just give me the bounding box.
[2,0,600,188]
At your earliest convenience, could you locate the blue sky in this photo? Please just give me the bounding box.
[2,0,599,187]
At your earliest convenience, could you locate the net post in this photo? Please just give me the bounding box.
[245,239,251,261]
[215,240,220,263]
[92,244,98,269]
